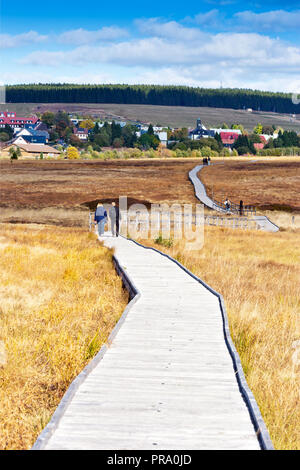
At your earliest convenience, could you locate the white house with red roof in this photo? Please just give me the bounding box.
[254,135,268,151]
[73,127,89,140]
[0,111,39,129]
[219,131,240,147]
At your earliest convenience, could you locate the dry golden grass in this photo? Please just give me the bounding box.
[142,225,300,450]
[265,211,300,230]
[0,223,127,450]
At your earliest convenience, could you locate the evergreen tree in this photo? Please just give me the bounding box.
[214,132,223,150]
[147,124,154,135]
[4,124,13,139]
[111,121,122,140]
[6,84,300,114]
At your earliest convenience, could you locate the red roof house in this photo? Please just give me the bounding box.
[0,111,39,129]
[220,131,240,147]
[254,135,267,151]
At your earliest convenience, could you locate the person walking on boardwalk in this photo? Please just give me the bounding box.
[94,202,107,237]
[224,197,231,212]
[239,200,244,216]
[109,202,121,237]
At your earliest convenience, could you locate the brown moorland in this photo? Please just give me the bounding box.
[0,159,199,226]
[1,158,299,228]
[201,160,300,212]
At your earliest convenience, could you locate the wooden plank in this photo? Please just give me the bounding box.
[32,234,273,450]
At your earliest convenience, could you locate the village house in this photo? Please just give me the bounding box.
[189,119,215,140]
[34,121,49,132]
[254,135,268,151]
[0,111,39,129]
[135,127,168,146]
[2,142,60,158]
[13,128,49,144]
[70,118,79,126]
[210,128,241,148]
[115,120,127,128]
[156,131,168,146]
[219,131,240,148]
[73,127,89,140]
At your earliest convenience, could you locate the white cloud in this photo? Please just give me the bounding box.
[135,18,207,41]
[188,9,221,28]
[0,31,48,49]
[6,17,300,92]
[235,9,300,32]
[20,29,300,69]
[0,26,128,50]
[184,8,300,33]
[58,26,128,45]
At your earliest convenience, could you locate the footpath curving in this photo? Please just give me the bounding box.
[33,233,273,450]
[189,165,279,232]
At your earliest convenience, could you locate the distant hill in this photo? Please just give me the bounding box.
[2,102,300,132]
[5,84,300,114]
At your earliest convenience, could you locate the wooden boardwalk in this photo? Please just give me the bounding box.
[33,234,273,450]
[189,165,279,232]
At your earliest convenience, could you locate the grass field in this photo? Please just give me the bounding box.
[141,225,300,450]
[201,160,300,213]
[0,158,299,229]
[0,159,199,227]
[3,102,300,131]
[0,157,299,449]
[0,224,127,449]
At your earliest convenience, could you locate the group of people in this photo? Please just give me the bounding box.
[94,202,121,237]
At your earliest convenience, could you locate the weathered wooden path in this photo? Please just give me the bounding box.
[189,165,279,232]
[33,233,273,450]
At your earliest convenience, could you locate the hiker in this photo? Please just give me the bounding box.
[94,202,107,237]
[239,200,244,216]
[109,202,121,237]
[207,156,211,165]
[224,198,231,212]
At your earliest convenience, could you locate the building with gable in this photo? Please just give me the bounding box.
[189,119,215,140]
[0,111,39,129]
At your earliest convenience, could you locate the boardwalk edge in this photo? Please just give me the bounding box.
[32,232,274,451]
[32,249,141,450]
[127,236,274,451]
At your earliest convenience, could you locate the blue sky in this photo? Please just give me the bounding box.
[1,1,300,92]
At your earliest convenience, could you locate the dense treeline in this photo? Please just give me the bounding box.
[5,84,300,113]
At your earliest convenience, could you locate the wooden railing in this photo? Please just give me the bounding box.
[211,199,256,216]
[90,212,259,232]
[203,214,258,230]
